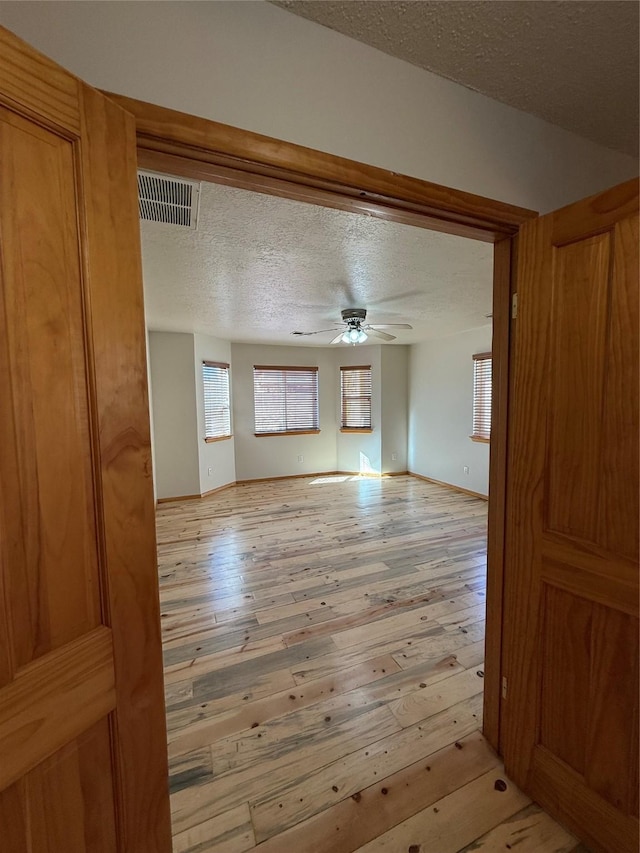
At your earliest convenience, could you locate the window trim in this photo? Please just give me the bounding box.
[340,364,372,432]
[202,360,232,442]
[253,364,320,436]
[471,351,492,443]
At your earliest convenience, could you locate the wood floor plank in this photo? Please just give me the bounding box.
[389,668,485,728]
[457,803,579,852]
[173,803,255,853]
[452,640,486,670]
[250,693,484,843]
[170,703,401,834]
[250,731,498,851]
[353,767,530,852]
[166,666,296,733]
[168,654,400,758]
[283,574,485,647]
[331,591,485,650]
[164,635,286,687]
[156,476,575,852]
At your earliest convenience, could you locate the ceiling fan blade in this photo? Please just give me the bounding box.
[330,332,345,344]
[368,323,413,330]
[291,328,340,336]
[366,328,396,342]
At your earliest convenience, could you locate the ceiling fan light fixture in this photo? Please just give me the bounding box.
[342,328,367,344]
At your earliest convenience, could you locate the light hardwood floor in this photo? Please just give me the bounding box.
[157,475,583,852]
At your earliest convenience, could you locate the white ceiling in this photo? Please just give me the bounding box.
[140,180,493,346]
[272,0,639,157]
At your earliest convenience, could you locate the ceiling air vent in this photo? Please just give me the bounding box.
[137,171,200,229]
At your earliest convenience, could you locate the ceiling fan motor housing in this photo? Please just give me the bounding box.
[341,308,367,326]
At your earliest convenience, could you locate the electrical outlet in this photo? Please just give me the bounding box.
[297,455,304,463]
[208,466,213,476]
[463,466,469,475]
[391,452,398,461]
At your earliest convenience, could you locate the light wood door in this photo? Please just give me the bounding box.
[0,26,172,851]
[502,178,639,852]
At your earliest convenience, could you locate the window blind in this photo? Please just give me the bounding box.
[340,366,372,429]
[202,361,231,440]
[472,353,492,441]
[253,366,319,434]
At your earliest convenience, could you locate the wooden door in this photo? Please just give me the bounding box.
[0,27,172,851]
[502,178,639,852]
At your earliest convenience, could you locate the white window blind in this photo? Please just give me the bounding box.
[202,361,231,441]
[253,366,319,435]
[340,366,372,429]
[472,353,492,441]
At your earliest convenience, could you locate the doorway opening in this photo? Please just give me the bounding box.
[142,168,500,848]
[118,92,533,850]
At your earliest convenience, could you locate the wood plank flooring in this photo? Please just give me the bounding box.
[157,475,582,852]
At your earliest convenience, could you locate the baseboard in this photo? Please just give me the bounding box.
[200,481,237,499]
[156,492,201,504]
[157,481,236,504]
[235,471,341,485]
[409,471,488,501]
[157,470,415,502]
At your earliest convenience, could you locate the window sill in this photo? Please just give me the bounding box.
[204,434,233,443]
[470,435,490,444]
[340,428,373,434]
[254,429,321,437]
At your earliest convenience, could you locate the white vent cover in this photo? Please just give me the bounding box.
[137,171,200,229]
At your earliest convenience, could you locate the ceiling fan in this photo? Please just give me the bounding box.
[291,308,413,344]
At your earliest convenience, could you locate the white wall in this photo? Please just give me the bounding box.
[0,1,635,214]
[194,333,236,495]
[148,332,200,499]
[381,346,409,474]
[231,343,338,480]
[408,326,492,496]
[336,345,382,475]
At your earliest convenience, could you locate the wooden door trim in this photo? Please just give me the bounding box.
[103,92,537,243]
[80,86,173,848]
[103,91,532,755]
[483,234,515,751]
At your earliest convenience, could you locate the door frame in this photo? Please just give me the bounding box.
[105,91,538,752]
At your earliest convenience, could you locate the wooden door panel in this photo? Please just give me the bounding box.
[539,585,592,774]
[538,586,639,812]
[598,215,639,560]
[546,233,611,539]
[531,748,639,853]
[0,105,101,670]
[0,25,172,851]
[0,719,118,853]
[503,180,639,853]
[25,718,118,853]
[585,605,638,814]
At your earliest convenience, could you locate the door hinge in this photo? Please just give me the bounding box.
[511,293,518,319]
[502,676,508,699]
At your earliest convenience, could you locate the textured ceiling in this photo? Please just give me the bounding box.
[140,181,493,346]
[272,0,639,157]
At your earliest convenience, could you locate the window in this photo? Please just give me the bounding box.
[340,365,372,431]
[253,365,319,435]
[202,361,231,441]
[471,352,492,442]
